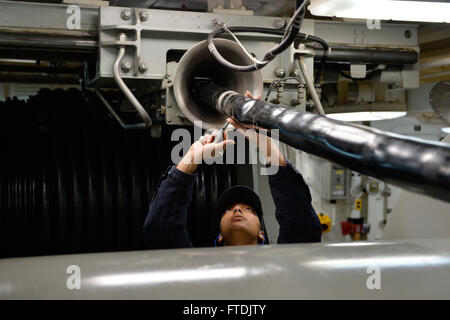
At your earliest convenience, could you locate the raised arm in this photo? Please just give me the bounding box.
[143,166,196,249]
[268,160,322,243]
[143,130,235,249]
[227,99,321,244]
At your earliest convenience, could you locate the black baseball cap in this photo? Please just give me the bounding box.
[217,185,263,220]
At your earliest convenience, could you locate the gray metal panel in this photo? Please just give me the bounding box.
[0,0,98,33]
[314,20,418,46]
[100,7,308,35]
[1,238,450,299]
[97,7,315,82]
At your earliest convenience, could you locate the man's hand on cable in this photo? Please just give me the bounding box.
[176,129,235,174]
[176,91,286,174]
[226,91,286,167]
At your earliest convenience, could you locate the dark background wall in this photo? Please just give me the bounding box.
[0,88,239,258]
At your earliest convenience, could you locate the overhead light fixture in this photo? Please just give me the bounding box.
[309,0,450,23]
[0,58,37,64]
[325,104,407,122]
[326,111,407,122]
[442,127,450,134]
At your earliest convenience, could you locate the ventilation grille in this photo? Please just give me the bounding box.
[429,81,450,123]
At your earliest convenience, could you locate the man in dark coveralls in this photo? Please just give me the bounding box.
[143,94,322,249]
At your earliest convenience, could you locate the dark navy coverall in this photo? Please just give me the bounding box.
[143,160,322,249]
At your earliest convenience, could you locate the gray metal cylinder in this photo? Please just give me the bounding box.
[1,238,450,299]
[173,38,263,129]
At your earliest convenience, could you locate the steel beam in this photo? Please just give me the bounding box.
[0,1,98,61]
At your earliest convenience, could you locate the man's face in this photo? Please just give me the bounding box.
[220,202,261,244]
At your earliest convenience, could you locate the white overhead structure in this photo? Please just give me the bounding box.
[309,0,450,23]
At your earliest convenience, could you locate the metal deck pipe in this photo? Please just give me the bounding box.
[1,238,450,299]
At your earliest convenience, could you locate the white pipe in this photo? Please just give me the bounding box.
[421,71,450,79]
[298,57,326,116]
[420,57,450,70]
[113,37,152,127]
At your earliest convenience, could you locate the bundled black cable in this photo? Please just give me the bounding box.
[207,26,329,79]
[206,1,329,84]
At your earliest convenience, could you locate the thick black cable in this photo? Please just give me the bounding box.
[265,8,303,59]
[220,27,329,55]
[309,35,329,84]
[197,84,450,204]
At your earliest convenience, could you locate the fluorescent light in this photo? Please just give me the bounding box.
[325,241,396,247]
[88,266,272,287]
[309,0,450,23]
[306,255,450,269]
[0,58,37,64]
[442,127,450,134]
[326,111,407,122]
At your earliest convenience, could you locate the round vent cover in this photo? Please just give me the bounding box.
[429,81,450,123]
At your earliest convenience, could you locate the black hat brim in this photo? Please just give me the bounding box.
[217,185,263,220]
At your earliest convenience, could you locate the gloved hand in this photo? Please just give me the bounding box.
[226,91,286,167]
[176,129,235,174]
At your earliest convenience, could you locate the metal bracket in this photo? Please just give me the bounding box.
[110,33,152,127]
[99,8,152,127]
[94,88,147,130]
[101,8,144,76]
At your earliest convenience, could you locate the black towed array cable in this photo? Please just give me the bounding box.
[196,83,450,204]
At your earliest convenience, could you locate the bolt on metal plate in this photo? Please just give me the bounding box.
[121,9,131,20]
